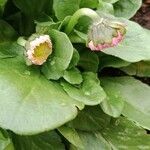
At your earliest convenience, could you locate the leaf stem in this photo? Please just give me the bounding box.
[65,8,100,35]
[17,37,27,47]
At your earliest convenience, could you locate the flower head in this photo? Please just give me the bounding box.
[25,35,52,65]
[87,18,126,51]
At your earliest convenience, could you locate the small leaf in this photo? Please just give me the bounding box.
[114,0,142,19]
[61,72,106,105]
[63,68,83,85]
[42,29,74,80]
[58,126,84,149]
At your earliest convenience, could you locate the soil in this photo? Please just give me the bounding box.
[132,0,150,29]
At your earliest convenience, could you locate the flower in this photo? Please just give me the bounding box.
[87,18,126,51]
[25,35,52,65]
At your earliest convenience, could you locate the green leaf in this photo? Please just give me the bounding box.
[42,29,74,80]
[97,2,114,14]
[101,77,150,130]
[99,55,130,70]
[78,49,99,72]
[103,20,150,62]
[0,0,7,14]
[68,106,111,131]
[0,130,14,150]
[13,0,50,16]
[0,20,17,42]
[0,42,23,59]
[68,49,80,69]
[100,84,125,118]
[0,57,83,135]
[103,0,119,3]
[12,131,65,150]
[70,131,111,150]
[61,72,106,105]
[121,61,150,77]
[102,117,150,150]
[80,0,99,9]
[58,126,84,149]
[114,0,142,19]
[63,68,83,85]
[53,0,80,20]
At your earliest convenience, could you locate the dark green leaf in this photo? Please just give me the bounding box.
[121,61,150,77]
[78,49,99,72]
[0,20,17,42]
[68,106,111,131]
[53,0,80,20]
[80,0,99,9]
[12,131,65,150]
[0,130,14,150]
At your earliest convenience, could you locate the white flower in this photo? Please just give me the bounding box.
[25,35,52,65]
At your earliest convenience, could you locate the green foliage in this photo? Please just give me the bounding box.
[114,0,142,19]
[0,0,150,149]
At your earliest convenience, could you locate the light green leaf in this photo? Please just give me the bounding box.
[53,0,80,20]
[97,2,114,14]
[121,61,150,77]
[101,95,124,117]
[68,106,111,131]
[58,126,84,149]
[63,68,83,85]
[114,0,142,19]
[103,20,150,62]
[101,77,150,130]
[61,72,106,105]
[70,131,111,150]
[0,57,83,135]
[12,131,65,150]
[102,117,150,150]
[0,130,14,150]
[42,29,74,80]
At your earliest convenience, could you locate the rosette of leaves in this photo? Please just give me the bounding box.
[0,0,150,149]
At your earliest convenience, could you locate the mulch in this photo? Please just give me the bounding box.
[132,0,150,29]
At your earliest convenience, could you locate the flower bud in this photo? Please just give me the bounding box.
[25,35,52,65]
[87,18,126,51]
